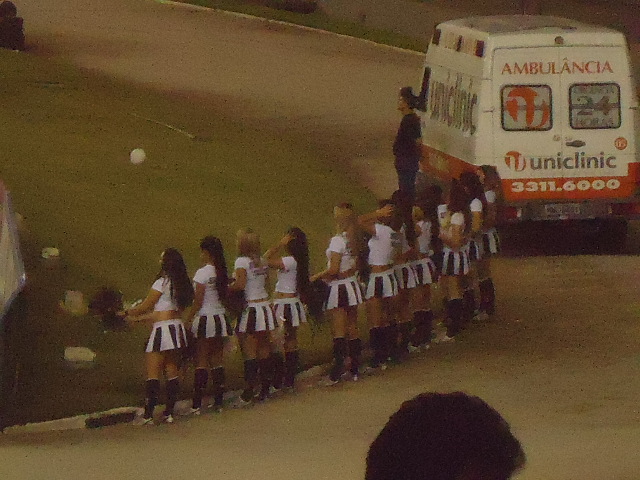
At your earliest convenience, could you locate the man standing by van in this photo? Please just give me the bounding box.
[393,87,422,202]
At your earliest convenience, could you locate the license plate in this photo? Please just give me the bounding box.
[544,203,581,218]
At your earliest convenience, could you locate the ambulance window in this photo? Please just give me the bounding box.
[569,83,621,129]
[501,85,552,131]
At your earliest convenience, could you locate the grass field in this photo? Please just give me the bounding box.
[0,48,376,425]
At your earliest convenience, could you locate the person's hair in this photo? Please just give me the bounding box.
[399,86,418,110]
[0,1,17,18]
[158,248,194,310]
[236,228,261,259]
[460,170,488,215]
[286,227,310,300]
[479,165,502,191]
[415,184,443,243]
[365,392,526,480]
[334,203,369,283]
[390,189,416,244]
[200,235,228,302]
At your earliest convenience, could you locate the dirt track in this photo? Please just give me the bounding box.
[1,1,640,479]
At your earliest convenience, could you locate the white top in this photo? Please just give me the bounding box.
[326,233,356,273]
[152,277,178,312]
[368,223,399,266]
[193,264,225,315]
[439,205,466,252]
[485,190,497,204]
[470,198,483,213]
[234,256,269,302]
[275,256,298,294]
[416,219,433,255]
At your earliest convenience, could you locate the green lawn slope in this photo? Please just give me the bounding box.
[0,49,375,424]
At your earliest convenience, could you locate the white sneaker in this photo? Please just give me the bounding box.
[439,335,455,343]
[473,312,490,322]
[132,416,153,426]
[161,414,174,424]
[318,376,339,387]
[351,374,359,382]
[231,396,253,409]
[407,344,421,354]
[189,407,201,416]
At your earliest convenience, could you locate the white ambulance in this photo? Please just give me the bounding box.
[415,15,640,244]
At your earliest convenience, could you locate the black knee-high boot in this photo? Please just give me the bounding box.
[192,368,209,410]
[211,366,225,408]
[330,337,348,381]
[241,359,259,402]
[479,278,496,315]
[446,299,463,338]
[284,350,299,388]
[164,377,179,417]
[385,324,398,362]
[462,288,476,325]
[397,322,412,357]
[257,357,273,401]
[270,352,285,390]
[368,327,385,368]
[348,338,362,377]
[411,310,434,347]
[144,379,160,419]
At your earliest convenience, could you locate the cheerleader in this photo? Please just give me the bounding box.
[358,202,398,370]
[124,248,194,425]
[460,171,487,324]
[437,180,470,341]
[389,190,418,361]
[476,165,503,317]
[312,203,365,385]
[409,185,442,350]
[264,227,310,391]
[229,228,275,406]
[183,236,231,415]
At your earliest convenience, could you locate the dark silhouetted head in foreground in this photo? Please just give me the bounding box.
[365,392,525,480]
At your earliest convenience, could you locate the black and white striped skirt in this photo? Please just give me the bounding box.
[237,301,276,334]
[365,269,399,300]
[325,276,363,310]
[441,248,470,276]
[411,257,437,285]
[191,312,233,339]
[467,237,484,262]
[145,319,188,353]
[394,263,418,290]
[482,228,501,255]
[274,297,307,327]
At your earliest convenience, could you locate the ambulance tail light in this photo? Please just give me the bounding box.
[501,206,522,222]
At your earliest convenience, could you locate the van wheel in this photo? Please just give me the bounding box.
[597,219,628,253]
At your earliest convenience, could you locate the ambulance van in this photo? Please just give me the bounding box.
[415,15,640,245]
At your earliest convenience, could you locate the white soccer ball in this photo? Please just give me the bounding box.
[130,148,146,165]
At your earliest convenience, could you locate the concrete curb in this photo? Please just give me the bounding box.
[2,363,332,434]
[150,0,423,56]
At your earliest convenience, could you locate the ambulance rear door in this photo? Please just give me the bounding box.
[555,46,636,215]
[493,47,564,217]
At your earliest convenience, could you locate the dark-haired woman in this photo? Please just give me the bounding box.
[230,228,275,406]
[359,202,398,370]
[264,227,310,391]
[125,248,194,425]
[312,203,365,385]
[409,190,440,350]
[476,165,503,317]
[393,87,422,202]
[459,171,487,324]
[436,180,470,341]
[183,236,231,415]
